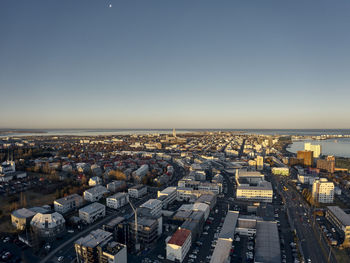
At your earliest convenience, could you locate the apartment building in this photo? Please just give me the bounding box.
[128,185,147,198]
[166,228,192,263]
[157,187,177,208]
[54,194,84,214]
[79,202,106,224]
[83,185,109,202]
[106,193,129,210]
[312,178,334,203]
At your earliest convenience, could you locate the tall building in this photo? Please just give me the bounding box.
[75,229,127,263]
[297,150,314,166]
[304,143,322,158]
[317,156,335,173]
[312,178,334,203]
[173,128,176,138]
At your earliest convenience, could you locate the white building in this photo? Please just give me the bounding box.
[106,193,129,209]
[107,180,126,192]
[236,181,273,203]
[54,194,83,214]
[271,167,289,176]
[312,178,334,203]
[157,187,177,208]
[83,185,109,202]
[132,164,149,182]
[304,143,322,158]
[140,199,162,218]
[128,185,147,198]
[166,228,192,262]
[88,176,102,186]
[79,202,106,224]
[30,212,66,239]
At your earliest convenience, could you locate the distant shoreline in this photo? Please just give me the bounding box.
[0,130,47,135]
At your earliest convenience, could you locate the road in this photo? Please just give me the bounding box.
[271,172,336,263]
[40,192,154,263]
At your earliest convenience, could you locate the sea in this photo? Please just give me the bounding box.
[287,138,350,158]
[1,128,350,137]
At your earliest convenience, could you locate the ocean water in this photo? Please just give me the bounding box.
[287,138,350,158]
[1,129,350,137]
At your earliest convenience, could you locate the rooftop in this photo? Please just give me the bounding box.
[79,202,105,213]
[12,208,36,219]
[167,228,191,246]
[255,221,281,263]
[75,229,112,248]
[327,206,350,226]
[209,238,232,263]
[219,211,239,240]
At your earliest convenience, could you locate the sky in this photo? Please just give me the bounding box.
[1,0,350,129]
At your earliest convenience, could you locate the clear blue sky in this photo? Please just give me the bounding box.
[1,0,350,129]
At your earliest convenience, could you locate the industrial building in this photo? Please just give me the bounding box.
[254,221,281,263]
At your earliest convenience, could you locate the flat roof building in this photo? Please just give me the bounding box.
[166,228,192,263]
[254,221,281,263]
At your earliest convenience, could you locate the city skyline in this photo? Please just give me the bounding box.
[1,0,350,129]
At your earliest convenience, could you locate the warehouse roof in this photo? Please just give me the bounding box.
[255,221,281,263]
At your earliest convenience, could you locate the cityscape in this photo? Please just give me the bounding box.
[1,1,350,263]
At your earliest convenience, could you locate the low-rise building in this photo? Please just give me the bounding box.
[254,221,280,263]
[236,181,273,203]
[107,180,126,193]
[54,194,84,214]
[89,176,102,186]
[271,167,289,176]
[83,185,109,202]
[128,185,147,198]
[326,206,350,247]
[139,199,162,218]
[166,228,192,262]
[11,208,36,230]
[79,202,106,224]
[30,212,66,239]
[106,193,129,209]
[157,187,177,208]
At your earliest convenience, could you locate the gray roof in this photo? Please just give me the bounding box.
[327,206,350,226]
[75,229,112,248]
[210,239,232,263]
[219,211,239,240]
[12,208,36,219]
[79,202,105,214]
[255,221,281,263]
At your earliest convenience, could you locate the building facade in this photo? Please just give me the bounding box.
[79,202,106,224]
[312,178,334,203]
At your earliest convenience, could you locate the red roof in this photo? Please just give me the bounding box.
[168,229,191,246]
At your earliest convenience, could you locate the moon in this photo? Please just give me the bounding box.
[109,4,112,8]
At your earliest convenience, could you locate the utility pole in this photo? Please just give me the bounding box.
[128,199,139,252]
